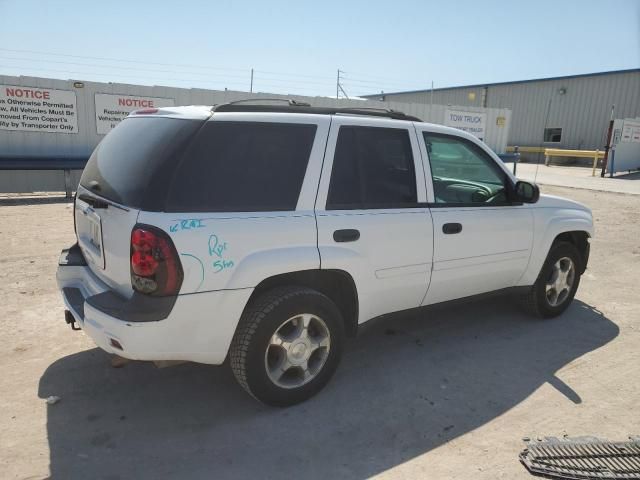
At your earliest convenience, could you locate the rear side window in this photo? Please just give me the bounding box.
[327,126,417,209]
[80,117,202,208]
[167,122,317,212]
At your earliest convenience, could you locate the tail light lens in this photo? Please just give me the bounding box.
[130,225,183,296]
[132,108,159,115]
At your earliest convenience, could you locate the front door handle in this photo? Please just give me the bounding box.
[333,229,360,242]
[442,223,462,234]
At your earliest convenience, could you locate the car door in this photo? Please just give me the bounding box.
[315,116,433,324]
[417,127,534,305]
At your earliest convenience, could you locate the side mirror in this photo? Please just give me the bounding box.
[514,180,540,203]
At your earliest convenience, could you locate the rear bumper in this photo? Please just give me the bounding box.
[57,245,253,364]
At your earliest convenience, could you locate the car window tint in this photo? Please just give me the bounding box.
[167,122,317,212]
[327,126,417,209]
[423,133,509,205]
[80,117,202,208]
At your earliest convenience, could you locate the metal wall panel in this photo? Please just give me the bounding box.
[372,87,489,109]
[378,70,640,151]
[0,169,82,193]
[0,75,511,193]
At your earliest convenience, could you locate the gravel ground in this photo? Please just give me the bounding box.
[0,185,638,480]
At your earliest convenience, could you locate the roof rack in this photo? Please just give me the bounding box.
[223,98,312,107]
[212,101,421,121]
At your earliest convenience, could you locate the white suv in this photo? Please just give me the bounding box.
[57,101,593,406]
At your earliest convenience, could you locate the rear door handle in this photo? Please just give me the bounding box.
[442,223,462,234]
[333,229,360,242]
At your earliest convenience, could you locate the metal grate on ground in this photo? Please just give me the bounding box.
[520,436,640,479]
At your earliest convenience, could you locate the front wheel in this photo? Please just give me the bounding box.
[522,241,582,318]
[229,286,344,407]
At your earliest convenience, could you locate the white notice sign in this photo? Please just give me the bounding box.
[95,93,175,134]
[0,85,78,133]
[444,109,487,140]
[620,120,640,143]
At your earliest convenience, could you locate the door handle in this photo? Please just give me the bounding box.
[333,229,360,242]
[442,223,462,234]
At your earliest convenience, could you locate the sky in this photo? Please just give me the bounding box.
[0,0,638,98]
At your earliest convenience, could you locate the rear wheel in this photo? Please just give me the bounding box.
[229,286,344,406]
[522,241,582,318]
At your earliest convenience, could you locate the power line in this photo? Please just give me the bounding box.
[341,76,425,90]
[0,64,249,89]
[342,79,416,89]
[0,47,426,91]
[0,55,340,89]
[342,69,421,83]
[252,73,334,88]
[254,69,336,81]
[0,56,250,81]
[0,47,429,96]
[0,47,249,73]
[0,65,337,96]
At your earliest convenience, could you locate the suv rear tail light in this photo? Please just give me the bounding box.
[132,108,159,115]
[130,225,183,296]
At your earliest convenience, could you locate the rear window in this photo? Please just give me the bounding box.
[167,122,317,212]
[80,117,202,208]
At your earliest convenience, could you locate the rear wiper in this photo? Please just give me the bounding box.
[77,193,108,209]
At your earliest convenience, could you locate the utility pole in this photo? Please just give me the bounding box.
[430,80,434,112]
[250,68,254,93]
[336,69,349,99]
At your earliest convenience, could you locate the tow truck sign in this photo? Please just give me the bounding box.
[95,93,175,134]
[444,109,486,140]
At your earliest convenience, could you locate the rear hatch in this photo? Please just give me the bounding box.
[75,114,205,297]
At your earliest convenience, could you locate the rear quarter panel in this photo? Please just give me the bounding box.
[137,113,331,295]
[136,212,320,293]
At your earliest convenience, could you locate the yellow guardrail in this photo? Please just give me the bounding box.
[506,146,546,154]
[544,148,605,176]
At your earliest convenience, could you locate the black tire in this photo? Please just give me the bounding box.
[229,286,344,407]
[522,241,582,318]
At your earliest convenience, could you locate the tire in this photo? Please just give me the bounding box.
[522,241,582,318]
[229,286,345,407]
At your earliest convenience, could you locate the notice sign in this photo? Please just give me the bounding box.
[95,93,175,134]
[0,85,78,133]
[620,120,640,143]
[444,109,486,140]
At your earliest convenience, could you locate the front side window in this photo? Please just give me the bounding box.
[327,126,417,210]
[424,132,509,205]
[167,122,317,212]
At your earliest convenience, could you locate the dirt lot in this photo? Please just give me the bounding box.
[0,185,638,480]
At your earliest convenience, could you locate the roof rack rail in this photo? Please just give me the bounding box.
[338,107,403,115]
[220,98,311,107]
[212,103,421,121]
